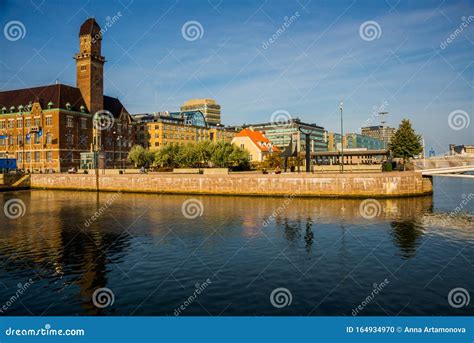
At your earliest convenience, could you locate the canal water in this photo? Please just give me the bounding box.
[0,177,473,316]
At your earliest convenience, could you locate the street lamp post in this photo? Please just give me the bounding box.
[112,130,116,169]
[298,126,314,173]
[117,135,123,170]
[340,102,344,174]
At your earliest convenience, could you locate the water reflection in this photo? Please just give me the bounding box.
[0,187,472,316]
[390,220,425,259]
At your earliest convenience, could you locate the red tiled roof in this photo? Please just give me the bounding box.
[0,84,127,118]
[235,128,280,152]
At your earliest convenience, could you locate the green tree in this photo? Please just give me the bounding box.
[389,119,423,169]
[127,145,154,168]
[153,141,249,169]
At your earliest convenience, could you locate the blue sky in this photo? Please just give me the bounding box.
[0,0,472,152]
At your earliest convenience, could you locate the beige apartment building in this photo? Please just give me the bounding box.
[231,128,279,162]
[180,99,221,125]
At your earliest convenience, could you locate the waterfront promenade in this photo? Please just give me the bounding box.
[29,172,432,198]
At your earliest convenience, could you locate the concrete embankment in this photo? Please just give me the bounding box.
[30,172,433,198]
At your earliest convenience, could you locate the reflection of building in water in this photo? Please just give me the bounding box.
[0,191,130,315]
[390,220,424,259]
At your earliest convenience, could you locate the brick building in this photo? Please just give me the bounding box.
[0,18,133,172]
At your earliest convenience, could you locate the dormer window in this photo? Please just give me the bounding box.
[9,106,15,113]
[18,105,24,112]
[47,101,54,109]
[80,105,86,113]
[1,107,6,114]
[65,102,71,110]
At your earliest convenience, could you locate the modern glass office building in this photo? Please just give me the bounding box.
[237,119,327,153]
[345,133,385,150]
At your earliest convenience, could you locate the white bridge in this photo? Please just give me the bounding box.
[416,166,474,178]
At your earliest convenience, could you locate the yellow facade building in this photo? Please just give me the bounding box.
[133,111,234,150]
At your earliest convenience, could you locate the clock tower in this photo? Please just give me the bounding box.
[74,18,105,116]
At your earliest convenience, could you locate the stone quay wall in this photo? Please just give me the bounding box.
[30,172,433,198]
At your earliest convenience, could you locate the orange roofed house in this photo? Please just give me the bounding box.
[0,18,134,172]
[231,128,280,162]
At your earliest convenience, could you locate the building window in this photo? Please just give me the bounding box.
[17,118,23,128]
[81,118,87,129]
[0,121,4,129]
[8,135,14,146]
[17,152,22,163]
[46,132,52,144]
[34,118,40,127]
[26,152,31,163]
[8,120,14,128]
[66,134,73,144]
[66,116,74,128]
[81,65,87,71]
[46,116,52,126]
[46,151,52,162]
[35,151,40,162]
[17,135,22,146]
[34,134,40,144]
[25,119,31,127]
